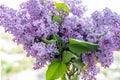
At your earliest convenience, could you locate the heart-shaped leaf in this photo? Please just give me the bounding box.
[46,59,67,80]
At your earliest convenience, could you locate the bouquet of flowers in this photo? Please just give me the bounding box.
[0,0,120,80]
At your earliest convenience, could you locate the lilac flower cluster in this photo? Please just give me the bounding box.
[81,53,100,80]
[0,0,120,80]
[63,0,87,17]
[0,0,59,69]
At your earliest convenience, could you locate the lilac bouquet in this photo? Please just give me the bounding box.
[0,0,120,80]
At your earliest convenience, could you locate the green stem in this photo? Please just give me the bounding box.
[66,64,78,80]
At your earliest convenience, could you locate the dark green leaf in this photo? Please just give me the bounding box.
[41,38,56,44]
[52,14,62,24]
[72,58,85,69]
[46,59,67,80]
[54,2,70,13]
[53,35,64,53]
[68,38,99,54]
[68,44,90,54]
[53,35,63,44]
[62,51,77,63]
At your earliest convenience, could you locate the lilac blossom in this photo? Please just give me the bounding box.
[0,0,59,69]
[82,53,100,80]
[31,42,58,69]
[1,0,120,80]
[63,0,87,17]
[95,34,114,68]
[60,15,84,42]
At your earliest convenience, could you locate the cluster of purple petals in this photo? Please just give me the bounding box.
[1,0,120,80]
[90,8,120,69]
[63,0,87,17]
[0,0,59,69]
[31,42,58,69]
[60,15,84,42]
[80,8,120,79]
[81,53,100,80]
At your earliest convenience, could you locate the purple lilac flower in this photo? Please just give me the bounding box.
[103,8,119,25]
[31,42,58,69]
[91,11,104,26]
[99,34,114,50]
[0,0,59,69]
[81,65,100,80]
[96,51,113,68]
[91,8,119,31]
[60,15,84,42]
[86,33,98,42]
[63,0,86,17]
[1,0,120,79]
[96,35,114,68]
[110,23,120,50]
[82,53,100,80]
[22,0,43,20]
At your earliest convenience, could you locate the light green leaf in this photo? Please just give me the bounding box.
[52,14,62,24]
[46,59,67,80]
[41,38,56,44]
[54,2,70,13]
[62,51,77,63]
[68,38,99,54]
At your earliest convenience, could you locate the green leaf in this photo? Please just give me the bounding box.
[68,44,90,54]
[62,74,67,80]
[41,38,56,44]
[68,38,99,54]
[53,35,63,44]
[54,2,70,13]
[46,59,67,80]
[53,35,64,53]
[62,51,77,63]
[52,14,62,24]
[72,58,85,69]
[71,74,78,80]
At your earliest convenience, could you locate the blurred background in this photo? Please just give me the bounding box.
[0,0,120,80]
